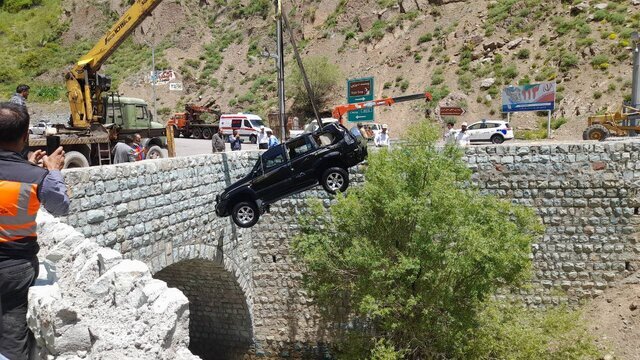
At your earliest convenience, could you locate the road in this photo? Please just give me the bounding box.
[174,137,259,157]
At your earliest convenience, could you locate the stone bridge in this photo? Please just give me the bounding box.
[30,141,640,359]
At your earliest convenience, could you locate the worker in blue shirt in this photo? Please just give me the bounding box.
[267,130,280,148]
[0,102,69,359]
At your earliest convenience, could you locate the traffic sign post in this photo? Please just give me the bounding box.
[347,77,374,122]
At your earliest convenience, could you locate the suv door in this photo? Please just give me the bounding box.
[251,145,292,201]
[287,135,318,190]
[467,123,483,141]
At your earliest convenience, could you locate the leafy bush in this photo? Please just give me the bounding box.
[516,48,530,59]
[417,33,433,44]
[293,122,544,358]
[2,0,42,13]
[287,56,342,116]
[362,20,388,43]
[590,55,610,70]
[431,68,444,86]
[464,301,602,359]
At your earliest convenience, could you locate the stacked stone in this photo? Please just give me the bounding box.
[465,141,640,306]
[30,211,198,359]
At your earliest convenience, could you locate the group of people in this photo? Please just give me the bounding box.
[444,122,470,147]
[350,122,391,147]
[112,133,146,163]
[211,126,280,153]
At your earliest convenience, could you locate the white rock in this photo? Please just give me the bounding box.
[594,3,608,9]
[97,248,123,275]
[481,78,496,89]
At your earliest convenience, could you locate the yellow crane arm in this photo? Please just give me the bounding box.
[65,0,164,128]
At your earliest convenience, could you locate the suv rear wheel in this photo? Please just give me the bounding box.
[490,134,504,144]
[321,167,349,194]
[231,201,260,228]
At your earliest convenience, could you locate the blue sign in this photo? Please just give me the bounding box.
[347,77,374,122]
[501,82,556,113]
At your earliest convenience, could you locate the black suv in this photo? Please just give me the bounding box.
[215,123,367,227]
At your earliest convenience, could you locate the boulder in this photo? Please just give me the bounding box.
[481,78,496,89]
[593,3,608,10]
[570,2,589,16]
[357,14,377,33]
[506,37,523,50]
[482,40,504,52]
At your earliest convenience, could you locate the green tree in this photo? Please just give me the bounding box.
[287,56,342,116]
[293,122,543,358]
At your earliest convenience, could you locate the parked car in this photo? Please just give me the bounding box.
[29,121,54,136]
[215,123,368,228]
[466,120,514,144]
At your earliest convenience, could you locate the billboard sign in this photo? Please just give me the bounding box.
[347,77,374,122]
[501,82,556,112]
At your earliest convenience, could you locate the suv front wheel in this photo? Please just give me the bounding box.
[231,201,260,228]
[321,167,349,194]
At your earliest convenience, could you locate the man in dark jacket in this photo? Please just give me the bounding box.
[9,85,29,109]
[0,102,69,359]
[211,128,225,153]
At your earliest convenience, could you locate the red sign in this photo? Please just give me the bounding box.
[439,106,466,116]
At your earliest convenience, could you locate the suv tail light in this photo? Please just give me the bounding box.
[505,123,512,130]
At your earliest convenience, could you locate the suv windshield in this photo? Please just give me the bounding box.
[250,119,264,128]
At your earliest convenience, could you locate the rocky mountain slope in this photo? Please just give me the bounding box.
[2,0,639,138]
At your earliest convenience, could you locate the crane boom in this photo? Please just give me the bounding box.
[65,0,164,128]
[331,92,433,124]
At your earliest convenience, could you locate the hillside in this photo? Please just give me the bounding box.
[1,0,639,139]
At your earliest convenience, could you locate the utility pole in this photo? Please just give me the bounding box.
[151,42,157,126]
[632,32,639,110]
[631,31,639,136]
[275,0,286,140]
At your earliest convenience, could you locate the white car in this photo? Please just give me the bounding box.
[466,120,514,144]
[29,121,54,136]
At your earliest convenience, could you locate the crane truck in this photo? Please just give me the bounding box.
[167,102,221,139]
[28,0,169,168]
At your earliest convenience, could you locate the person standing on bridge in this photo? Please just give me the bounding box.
[267,130,280,148]
[257,126,269,150]
[9,85,29,109]
[374,124,390,147]
[212,127,225,153]
[229,130,242,151]
[0,102,69,360]
[112,136,136,164]
[455,122,471,148]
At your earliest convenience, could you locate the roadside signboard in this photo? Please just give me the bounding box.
[347,77,374,122]
[439,106,466,116]
[501,82,556,112]
[169,82,183,91]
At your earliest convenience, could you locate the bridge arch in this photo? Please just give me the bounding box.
[153,255,254,359]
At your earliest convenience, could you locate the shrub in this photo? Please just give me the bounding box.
[287,56,342,116]
[516,48,530,59]
[593,91,602,99]
[399,80,409,92]
[431,68,445,86]
[558,52,579,72]
[3,0,42,13]
[590,55,609,70]
[418,33,433,44]
[293,121,546,358]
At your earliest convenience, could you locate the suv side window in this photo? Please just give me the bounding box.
[468,123,482,130]
[287,136,315,159]
[232,119,242,128]
[262,145,286,170]
[486,123,499,128]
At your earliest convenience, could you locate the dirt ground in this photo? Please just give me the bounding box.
[584,275,640,360]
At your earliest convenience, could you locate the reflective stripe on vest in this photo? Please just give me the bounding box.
[0,181,39,242]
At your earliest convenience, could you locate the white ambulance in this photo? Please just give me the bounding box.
[219,113,272,144]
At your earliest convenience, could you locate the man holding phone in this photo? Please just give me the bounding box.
[0,102,69,359]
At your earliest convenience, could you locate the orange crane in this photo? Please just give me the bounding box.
[331,92,433,125]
